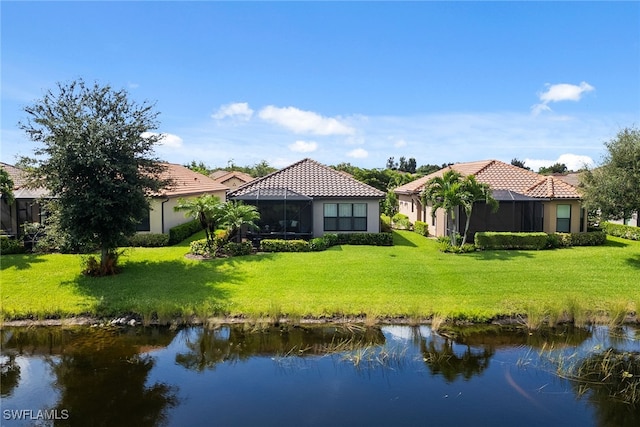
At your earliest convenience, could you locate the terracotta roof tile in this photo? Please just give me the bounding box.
[210,170,255,185]
[228,158,385,199]
[0,162,29,189]
[158,163,229,197]
[395,159,581,199]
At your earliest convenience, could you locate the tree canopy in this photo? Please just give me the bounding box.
[580,127,640,223]
[19,79,169,274]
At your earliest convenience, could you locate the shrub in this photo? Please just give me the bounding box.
[380,214,392,232]
[474,232,549,250]
[414,221,429,237]
[189,238,212,256]
[336,232,394,246]
[547,232,607,248]
[260,239,310,252]
[169,220,203,245]
[126,233,170,247]
[391,213,412,230]
[223,241,253,257]
[1,236,27,254]
[601,222,640,241]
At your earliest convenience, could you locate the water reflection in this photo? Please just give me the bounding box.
[1,324,638,427]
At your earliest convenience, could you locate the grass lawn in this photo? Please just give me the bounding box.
[1,231,639,323]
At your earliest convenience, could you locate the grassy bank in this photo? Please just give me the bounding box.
[1,231,639,324]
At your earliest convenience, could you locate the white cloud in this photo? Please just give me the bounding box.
[259,105,355,135]
[524,153,594,172]
[142,132,183,149]
[532,81,595,115]
[347,148,368,159]
[128,82,140,89]
[288,140,318,153]
[212,102,254,121]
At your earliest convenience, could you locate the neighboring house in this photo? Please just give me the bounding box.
[210,170,255,189]
[0,162,49,237]
[556,172,639,227]
[227,158,386,239]
[139,163,229,234]
[394,160,587,238]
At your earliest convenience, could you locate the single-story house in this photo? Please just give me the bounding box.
[394,159,587,238]
[139,163,229,234]
[227,158,386,239]
[1,162,50,237]
[210,170,255,189]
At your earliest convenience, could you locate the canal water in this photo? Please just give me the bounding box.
[1,324,638,426]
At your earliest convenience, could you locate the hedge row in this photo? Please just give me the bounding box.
[475,231,607,250]
[189,238,253,257]
[601,222,640,241]
[125,233,170,247]
[169,220,203,245]
[260,232,393,253]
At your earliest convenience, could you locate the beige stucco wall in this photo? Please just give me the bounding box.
[147,191,227,234]
[542,200,586,234]
[221,177,247,189]
[397,194,447,237]
[312,198,381,237]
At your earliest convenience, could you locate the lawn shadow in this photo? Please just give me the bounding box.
[626,255,640,269]
[468,249,536,261]
[0,253,46,270]
[392,232,418,247]
[605,239,629,248]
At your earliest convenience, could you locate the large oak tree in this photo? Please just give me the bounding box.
[19,80,169,274]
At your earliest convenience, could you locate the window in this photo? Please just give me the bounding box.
[556,204,571,233]
[324,203,367,231]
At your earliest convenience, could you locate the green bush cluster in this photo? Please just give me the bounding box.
[601,222,640,241]
[126,233,170,247]
[222,241,253,257]
[380,214,392,232]
[547,231,607,248]
[391,213,412,230]
[336,232,394,246]
[260,239,310,252]
[169,220,203,245]
[308,234,339,251]
[474,232,549,250]
[189,238,212,256]
[1,236,27,254]
[414,221,429,237]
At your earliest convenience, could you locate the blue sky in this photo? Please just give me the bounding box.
[2,1,639,171]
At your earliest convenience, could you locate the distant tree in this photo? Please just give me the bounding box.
[174,195,224,248]
[221,200,260,242]
[185,161,210,176]
[397,156,417,173]
[386,157,398,170]
[251,160,277,177]
[18,79,169,274]
[415,164,441,176]
[510,158,531,171]
[0,167,15,206]
[538,163,568,175]
[581,127,640,224]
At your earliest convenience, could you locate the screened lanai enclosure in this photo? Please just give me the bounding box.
[229,188,314,243]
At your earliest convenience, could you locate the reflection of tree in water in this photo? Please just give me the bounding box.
[175,325,386,371]
[0,354,21,397]
[419,335,494,382]
[2,327,178,427]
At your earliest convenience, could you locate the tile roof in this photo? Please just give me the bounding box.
[395,159,581,199]
[1,162,50,198]
[0,162,29,189]
[228,158,386,199]
[157,163,229,197]
[210,170,255,185]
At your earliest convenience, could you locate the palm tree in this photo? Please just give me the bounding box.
[459,176,498,246]
[221,200,260,243]
[421,170,465,246]
[174,195,224,246]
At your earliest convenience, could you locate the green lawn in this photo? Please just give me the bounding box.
[1,231,639,323]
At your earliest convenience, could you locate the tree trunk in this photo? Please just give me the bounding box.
[449,209,457,246]
[461,208,472,247]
